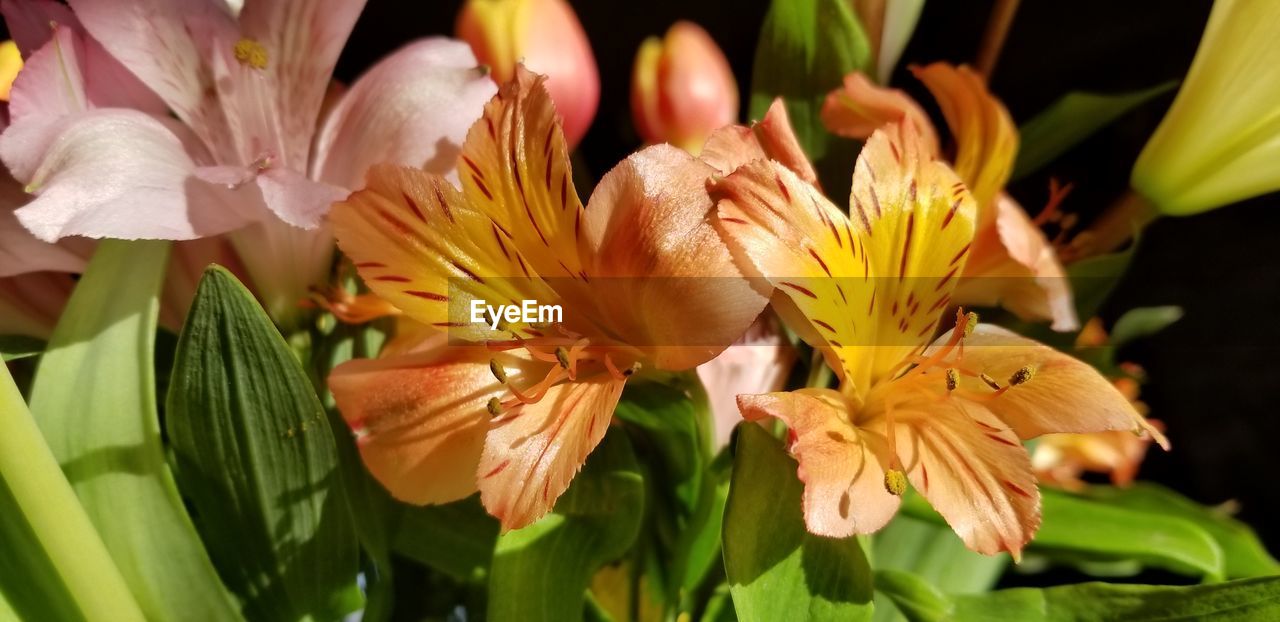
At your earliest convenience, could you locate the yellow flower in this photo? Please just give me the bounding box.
[1131,0,1280,215]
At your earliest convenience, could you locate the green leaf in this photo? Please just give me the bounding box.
[1084,484,1280,579]
[750,0,871,197]
[393,496,499,582]
[878,570,1280,621]
[871,517,1006,622]
[0,334,44,361]
[900,486,1224,579]
[488,429,645,622]
[724,424,874,621]
[0,362,145,622]
[1109,305,1183,348]
[28,240,240,621]
[1012,81,1179,180]
[165,266,362,621]
[1067,242,1137,325]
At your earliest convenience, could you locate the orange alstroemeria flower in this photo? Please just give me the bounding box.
[711,119,1166,558]
[326,67,765,531]
[822,63,1078,331]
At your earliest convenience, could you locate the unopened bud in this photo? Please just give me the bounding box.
[631,21,738,154]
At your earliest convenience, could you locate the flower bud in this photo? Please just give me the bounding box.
[456,0,599,148]
[631,21,738,154]
[1131,0,1280,215]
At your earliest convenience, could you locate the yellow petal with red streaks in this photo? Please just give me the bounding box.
[923,324,1168,447]
[330,164,555,341]
[478,373,627,531]
[891,392,1040,558]
[328,347,537,505]
[911,62,1017,223]
[738,389,901,538]
[821,71,940,155]
[459,65,590,281]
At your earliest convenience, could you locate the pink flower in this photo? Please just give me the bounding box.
[631,21,738,154]
[0,0,495,324]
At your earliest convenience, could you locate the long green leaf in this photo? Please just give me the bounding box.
[393,497,499,582]
[28,239,240,620]
[0,334,44,361]
[0,363,145,622]
[165,266,362,621]
[1011,81,1178,180]
[878,570,1280,621]
[871,517,1006,622]
[750,0,871,198]
[724,424,874,621]
[488,430,645,622]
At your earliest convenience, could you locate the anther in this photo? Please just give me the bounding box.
[884,469,908,496]
[624,362,641,377]
[964,311,979,337]
[489,359,508,384]
[1008,366,1035,386]
[233,38,268,69]
[980,372,1002,390]
[555,346,571,369]
[486,397,503,417]
[945,368,958,392]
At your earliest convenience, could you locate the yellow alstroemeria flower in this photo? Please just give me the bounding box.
[822,63,1077,331]
[326,66,764,531]
[711,119,1166,558]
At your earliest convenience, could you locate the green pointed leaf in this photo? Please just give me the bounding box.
[871,517,1006,622]
[1,363,145,622]
[165,266,362,620]
[488,429,645,622]
[0,334,44,361]
[750,0,871,197]
[724,424,874,621]
[1012,81,1179,180]
[28,240,240,621]
[1068,242,1137,324]
[393,496,499,582]
[901,485,1224,579]
[1109,305,1184,348]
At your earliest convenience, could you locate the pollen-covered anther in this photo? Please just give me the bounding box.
[945,368,958,392]
[233,38,268,69]
[489,359,508,384]
[963,311,979,337]
[980,372,1002,391]
[554,346,571,369]
[624,362,641,377]
[1008,366,1035,386]
[486,397,503,417]
[884,469,908,496]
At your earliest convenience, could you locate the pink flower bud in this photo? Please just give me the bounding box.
[456,0,599,148]
[631,21,738,153]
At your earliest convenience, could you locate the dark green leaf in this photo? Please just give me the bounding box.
[0,334,44,361]
[750,0,871,197]
[724,424,874,621]
[28,240,240,621]
[1109,306,1183,348]
[393,496,499,582]
[165,266,362,620]
[488,429,645,622]
[1068,242,1137,324]
[1012,82,1178,180]
[871,517,1007,622]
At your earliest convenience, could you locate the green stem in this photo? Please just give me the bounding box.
[0,366,146,622]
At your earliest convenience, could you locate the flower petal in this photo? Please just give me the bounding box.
[701,98,818,186]
[329,163,556,342]
[737,389,900,538]
[0,168,91,277]
[1,0,78,56]
[696,314,796,449]
[820,71,938,154]
[329,346,532,506]
[582,143,768,370]
[926,324,1168,447]
[3,109,260,242]
[312,38,495,190]
[0,270,76,338]
[478,372,626,531]
[893,394,1040,558]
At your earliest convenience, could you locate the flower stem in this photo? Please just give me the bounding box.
[975,0,1022,78]
[1067,189,1160,260]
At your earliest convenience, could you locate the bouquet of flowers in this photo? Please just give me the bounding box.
[3,0,1278,620]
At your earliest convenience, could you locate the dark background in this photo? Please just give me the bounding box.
[339,0,1280,563]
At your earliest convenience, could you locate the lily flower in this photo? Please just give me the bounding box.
[712,119,1166,557]
[457,0,599,149]
[822,63,1077,331]
[1,0,495,325]
[327,67,764,530]
[1131,0,1280,215]
[631,21,738,154]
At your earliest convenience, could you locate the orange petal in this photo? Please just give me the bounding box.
[330,163,556,341]
[911,63,1017,225]
[701,98,818,186]
[893,394,1040,558]
[820,71,939,155]
[580,144,767,370]
[925,325,1169,448]
[458,65,590,279]
[738,389,901,537]
[478,372,627,531]
[329,347,537,505]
